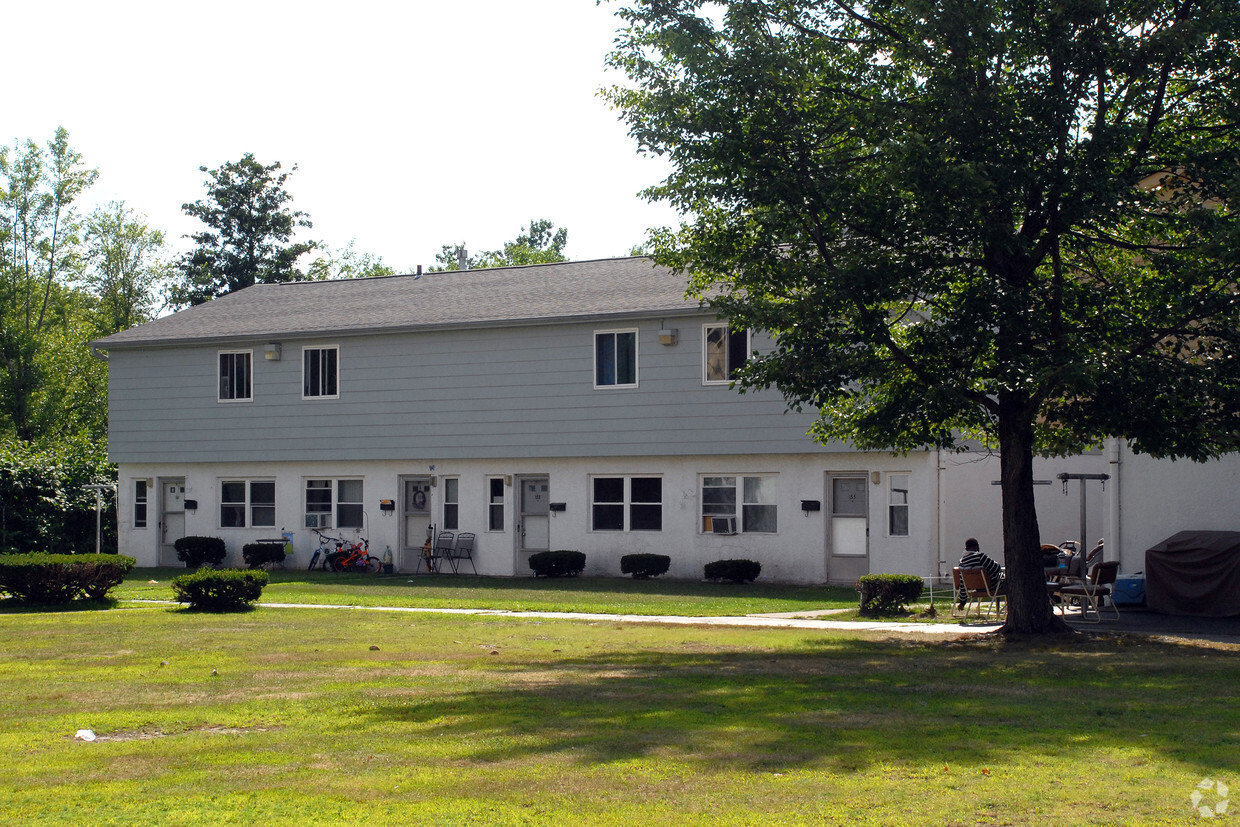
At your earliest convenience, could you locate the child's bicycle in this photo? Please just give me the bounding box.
[325,536,380,574]
[307,529,343,571]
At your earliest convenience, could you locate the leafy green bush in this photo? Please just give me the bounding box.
[172,568,268,610]
[242,542,286,569]
[857,574,925,616]
[174,536,227,568]
[620,553,671,579]
[0,438,115,555]
[0,553,135,603]
[704,559,762,584]
[528,550,586,578]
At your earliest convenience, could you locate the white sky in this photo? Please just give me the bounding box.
[7,0,682,272]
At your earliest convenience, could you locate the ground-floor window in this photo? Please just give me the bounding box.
[442,477,459,531]
[590,476,662,531]
[701,475,778,533]
[888,473,909,536]
[487,477,505,531]
[134,480,148,528]
[305,479,363,529]
[221,480,275,528]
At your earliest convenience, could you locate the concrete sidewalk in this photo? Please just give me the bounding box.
[133,599,1239,643]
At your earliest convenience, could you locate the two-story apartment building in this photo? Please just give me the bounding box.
[96,256,1196,582]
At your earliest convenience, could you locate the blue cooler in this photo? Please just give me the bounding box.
[1113,575,1146,606]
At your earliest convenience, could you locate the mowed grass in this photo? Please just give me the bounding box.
[114,568,862,616]
[2,604,1237,825]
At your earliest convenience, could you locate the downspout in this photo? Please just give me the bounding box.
[89,344,108,361]
[935,447,946,581]
[1106,438,1122,570]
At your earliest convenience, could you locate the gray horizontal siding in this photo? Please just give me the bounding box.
[108,315,844,463]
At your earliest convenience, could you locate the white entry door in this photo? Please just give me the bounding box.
[829,475,869,581]
[159,479,186,566]
[517,477,550,570]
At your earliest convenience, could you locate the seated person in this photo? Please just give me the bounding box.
[957,538,1004,606]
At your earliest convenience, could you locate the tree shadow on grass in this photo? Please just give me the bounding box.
[0,596,119,613]
[359,634,1240,777]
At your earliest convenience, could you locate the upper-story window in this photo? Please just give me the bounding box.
[218,351,252,401]
[303,346,339,399]
[703,324,749,384]
[594,330,637,388]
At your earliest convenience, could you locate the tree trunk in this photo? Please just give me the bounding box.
[997,398,1071,634]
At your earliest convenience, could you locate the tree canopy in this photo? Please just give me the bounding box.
[607,0,1240,633]
[432,218,569,271]
[170,153,316,307]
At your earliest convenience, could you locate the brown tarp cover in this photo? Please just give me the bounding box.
[1144,530,1240,617]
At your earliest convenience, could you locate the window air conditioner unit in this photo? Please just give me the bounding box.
[305,513,332,529]
[711,516,737,535]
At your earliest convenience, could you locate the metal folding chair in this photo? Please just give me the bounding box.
[448,532,477,574]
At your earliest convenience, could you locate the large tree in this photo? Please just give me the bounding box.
[0,128,99,441]
[170,153,316,307]
[607,0,1240,633]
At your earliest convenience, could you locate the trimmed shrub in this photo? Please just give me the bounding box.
[174,536,227,568]
[704,559,761,584]
[242,542,286,569]
[172,568,268,610]
[0,553,135,603]
[620,553,671,579]
[857,574,925,616]
[529,550,586,578]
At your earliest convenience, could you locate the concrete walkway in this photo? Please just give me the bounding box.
[131,599,1240,643]
[245,601,1005,636]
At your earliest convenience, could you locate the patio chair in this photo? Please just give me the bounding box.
[960,566,1006,621]
[951,567,967,618]
[1059,560,1120,622]
[448,532,477,574]
[412,531,452,574]
[431,531,455,573]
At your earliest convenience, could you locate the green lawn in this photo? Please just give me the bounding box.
[114,568,863,616]
[1,601,1236,825]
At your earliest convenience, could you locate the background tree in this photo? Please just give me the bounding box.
[431,219,568,271]
[83,201,168,331]
[169,153,315,307]
[0,128,99,442]
[608,0,1240,634]
[306,239,398,280]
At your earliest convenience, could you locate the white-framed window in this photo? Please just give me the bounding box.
[303,346,339,399]
[218,351,252,401]
[889,474,909,536]
[442,477,459,531]
[220,480,276,528]
[594,329,637,388]
[487,477,505,531]
[305,478,363,529]
[703,324,750,384]
[134,480,148,528]
[590,476,663,532]
[700,475,778,533]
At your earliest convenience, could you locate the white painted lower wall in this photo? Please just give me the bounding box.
[115,445,1240,583]
[114,452,950,583]
[111,448,1129,584]
[1109,442,1240,575]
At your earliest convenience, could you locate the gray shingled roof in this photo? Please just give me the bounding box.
[94,256,709,349]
